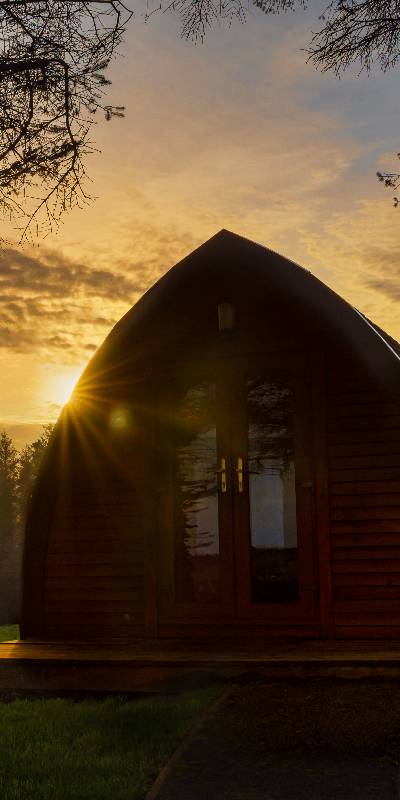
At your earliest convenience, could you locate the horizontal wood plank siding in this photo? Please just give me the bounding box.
[44,482,146,640]
[327,366,400,637]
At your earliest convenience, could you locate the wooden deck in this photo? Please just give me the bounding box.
[3,639,400,693]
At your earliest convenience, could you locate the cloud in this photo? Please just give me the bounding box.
[0,247,153,360]
[0,248,145,300]
[0,326,39,350]
[0,214,204,362]
[300,200,400,342]
[1,2,400,443]
[365,275,400,301]
[362,247,400,302]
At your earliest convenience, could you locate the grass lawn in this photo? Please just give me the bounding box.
[0,625,19,642]
[0,626,221,800]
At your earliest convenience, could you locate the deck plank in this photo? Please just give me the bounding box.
[4,640,400,693]
[4,639,400,663]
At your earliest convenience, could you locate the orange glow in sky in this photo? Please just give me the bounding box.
[44,368,84,410]
[0,7,399,448]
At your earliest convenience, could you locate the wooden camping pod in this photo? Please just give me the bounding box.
[22,230,400,641]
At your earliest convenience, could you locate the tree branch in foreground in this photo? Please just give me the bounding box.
[0,1,132,242]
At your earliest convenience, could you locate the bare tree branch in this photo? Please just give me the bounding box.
[143,0,304,42]
[0,1,132,242]
[306,1,400,204]
[2,0,400,238]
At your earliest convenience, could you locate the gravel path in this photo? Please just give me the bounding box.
[155,679,400,799]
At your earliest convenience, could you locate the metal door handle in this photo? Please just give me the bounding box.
[217,457,227,493]
[236,457,243,494]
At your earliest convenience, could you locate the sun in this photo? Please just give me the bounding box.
[46,367,84,409]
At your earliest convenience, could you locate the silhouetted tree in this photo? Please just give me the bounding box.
[0,425,54,622]
[17,423,54,523]
[0,1,131,241]
[0,430,18,540]
[0,430,19,622]
[156,0,302,42]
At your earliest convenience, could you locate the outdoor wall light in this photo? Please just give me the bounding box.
[218,302,236,332]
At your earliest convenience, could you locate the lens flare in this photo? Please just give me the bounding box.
[109,407,130,430]
[45,367,84,410]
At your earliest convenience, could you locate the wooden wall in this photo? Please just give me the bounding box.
[40,402,152,641]
[22,264,400,642]
[44,486,146,639]
[40,351,400,641]
[327,356,400,638]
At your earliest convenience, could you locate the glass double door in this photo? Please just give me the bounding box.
[158,359,317,627]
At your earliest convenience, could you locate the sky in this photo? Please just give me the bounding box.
[1,2,400,449]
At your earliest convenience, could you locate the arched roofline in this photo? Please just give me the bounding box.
[75,229,399,392]
[22,229,399,639]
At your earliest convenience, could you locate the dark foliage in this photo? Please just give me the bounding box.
[0,1,131,242]
[149,0,305,42]
[0,431,18,542]
[0,425,54,622]
[17,423,54,519]
[0,431,19,622]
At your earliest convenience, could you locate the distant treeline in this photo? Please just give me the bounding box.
[0,425,54,624]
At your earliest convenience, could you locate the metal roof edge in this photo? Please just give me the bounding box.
[353,308,400,367]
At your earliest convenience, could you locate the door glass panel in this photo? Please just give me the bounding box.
[247,375,298,603]
[174,380,220,604]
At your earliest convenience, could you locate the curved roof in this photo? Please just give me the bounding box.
[356,311,400,362]
[74,229,400,394]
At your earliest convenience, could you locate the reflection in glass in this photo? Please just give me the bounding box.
[247,376,298,603]
[174,381,219,603]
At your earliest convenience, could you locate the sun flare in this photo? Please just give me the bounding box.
[46,367,84,410]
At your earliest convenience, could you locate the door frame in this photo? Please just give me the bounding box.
[156,361,236,623]
[152,347,329,637]
[229,356,318,623]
